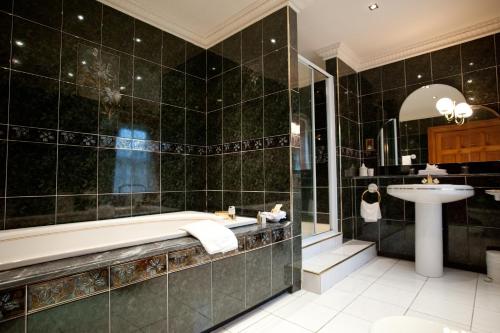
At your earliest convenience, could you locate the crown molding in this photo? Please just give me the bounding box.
[99,0,309,49]
[318,16,500,72]
[317,42,361,72]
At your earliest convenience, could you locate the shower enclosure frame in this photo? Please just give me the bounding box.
[298,55,338,236]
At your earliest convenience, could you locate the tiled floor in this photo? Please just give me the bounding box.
[214,257,500,333]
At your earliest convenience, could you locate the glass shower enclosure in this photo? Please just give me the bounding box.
[296,56,338,239]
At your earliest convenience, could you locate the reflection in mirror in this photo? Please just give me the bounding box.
[378,84,500,166]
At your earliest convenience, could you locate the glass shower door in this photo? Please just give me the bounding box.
[297,58,336,238]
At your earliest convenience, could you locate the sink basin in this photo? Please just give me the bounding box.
[387,184,474,204]
[387,184,474,278]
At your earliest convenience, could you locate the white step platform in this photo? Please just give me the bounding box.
[302,240,376,294]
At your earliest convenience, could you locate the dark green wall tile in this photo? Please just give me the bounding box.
[242,150,264,191]
[161,153,185,191]
[223,66,241,107]
[133,58,161,102]
[161,104,185,144]
[405,54,431,85]
[12,17,60,78]
[57,195,97,224]
[264,90,290,137]
[242,57,263,101]
[207,75,223,111]
[431,45,461,79]
[14,0,61,29]
[223,104,241,143]
[223,153,241,191]
[186,42,206,79]
[186,155,206,191]
[242,98,263,140]
[9,72,59,129]
[168,263,212,332]
[162,32,185,71]
[100,94,133,138]
[0,317,24,333]
[62,0,102,43]
[102,5,134,54]
[246,246,271,307]
[207,155,222,190]
[7,142,56,196]
[207,110,222,145]
[132,99,160,141]
[186,110,206,146]
[223,32,241,71]
[461,35,496,72]
[134,20,162,64]
[28,293,109,333]
[264,147,290,192]
[242,21,262,64]
[162,68,185,107]
[207,42,223,78]
[97,194,131,219]
[5,196,55,228]
[58,146,97,195]
[263,7,287,54]
[272,239,292,294]
[241,191,265,217]
[213,255,245,324]
[263,47,288,95]
[111,275,167,332]
[132,192,161,216]
[186,75,206,112]
[161,191,185,213]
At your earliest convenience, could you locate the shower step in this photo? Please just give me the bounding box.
[302,240,376,294]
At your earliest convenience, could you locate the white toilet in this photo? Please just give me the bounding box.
[371,316,470,333]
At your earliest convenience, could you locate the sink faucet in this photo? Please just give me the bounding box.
[422,174,440,184]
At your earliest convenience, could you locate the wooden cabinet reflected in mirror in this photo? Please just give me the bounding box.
[378,84,500,166]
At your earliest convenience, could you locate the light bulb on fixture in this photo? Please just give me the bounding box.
[454,102,472,118]
[436,97,454,115]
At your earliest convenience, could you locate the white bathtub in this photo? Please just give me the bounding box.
[0,211,256,271]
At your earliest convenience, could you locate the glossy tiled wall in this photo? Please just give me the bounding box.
[358,33,500,167]
[0,0,209,229]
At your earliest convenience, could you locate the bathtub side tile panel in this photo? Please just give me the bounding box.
[27,292,109,333]
[245,246,272,308]
[168,262,212,333]
[212,254,246,325]
[0,317,25,333]
[271,239,292,295]
[110,275,168,333]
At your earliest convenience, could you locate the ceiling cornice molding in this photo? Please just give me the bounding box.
[317,16,500,72]
[316,42,361,72]
[98,0,207,48]
[99,0,309,49]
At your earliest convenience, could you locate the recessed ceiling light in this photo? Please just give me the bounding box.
[368,3,379,10]
[77,15,84,21]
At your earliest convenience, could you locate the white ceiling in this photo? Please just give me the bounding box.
[100,0,500,70]
[299,0,500,70]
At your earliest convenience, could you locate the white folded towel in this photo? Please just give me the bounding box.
[180,220,238,254]
[360,200,381,222]
[418,163,448,175]
[261,210,287,222]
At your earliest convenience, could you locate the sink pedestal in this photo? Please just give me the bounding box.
[415,203,443,277]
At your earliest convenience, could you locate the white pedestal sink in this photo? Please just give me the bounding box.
[387,184,474,277]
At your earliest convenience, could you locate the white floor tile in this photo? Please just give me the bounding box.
[318,313,372,333]
[418,284,476,307]
[376,274,426,293]
[273,295,338,331]
[332,275,375,294]
[471,308,500,333]
[405,310,471,332]
[241,314,311,333]
[223,309,270,333]
[424,268,478,294]
[305,288,358,311]
[362,281,418,308]
[477,275,500,296]
[351,257,397,278]
[475,290,500,313]
[259,293,299,313]
[410,290,474,325]
[343,296,406,322]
